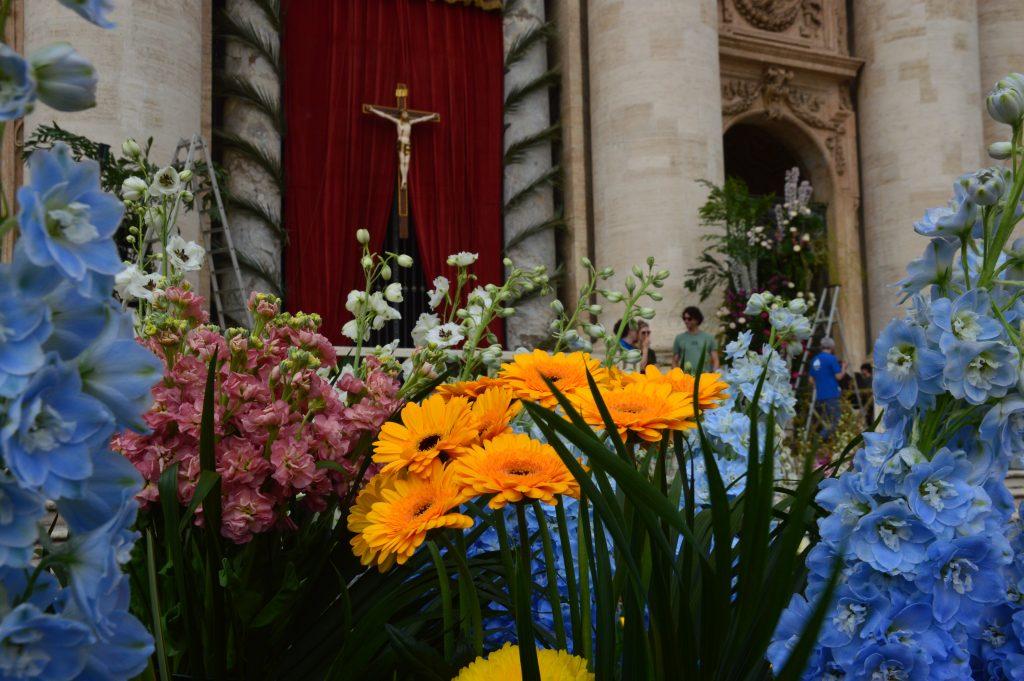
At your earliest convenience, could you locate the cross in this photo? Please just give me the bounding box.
[362,83,440,238]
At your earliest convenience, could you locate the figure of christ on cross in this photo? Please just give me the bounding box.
[362,83,439,237]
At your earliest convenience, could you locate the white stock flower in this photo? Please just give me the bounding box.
[150,166,182,197]
[428,276,449,310]
[166,235,204,272]
[467,286,492,308]
[121,176,147,202]
[425,322,465,348]
[446,251,478,267]
[744,292,771,315]
[368,292,400,329]
[411,312,440,347]
[341,319,363,342]
[383,282,403,303]
[114,263,160,301]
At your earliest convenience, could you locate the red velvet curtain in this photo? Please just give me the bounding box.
[282,0,504,343]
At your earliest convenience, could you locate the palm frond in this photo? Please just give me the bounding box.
[233,250,283,296]
[504,68,560,113]
[252,0,281,33]
[214,130,283,189]
[503,166,560,215]
[504,213,565,254]
[224,193,286,242]
[504,22,554,72]
[217,9,281,76]
[216,74,283,131]
[504,123,561,167]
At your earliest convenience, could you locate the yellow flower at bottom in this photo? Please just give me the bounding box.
[372,394,478,477]
[451,432,580,509]
[347,462,472,572]
[622,365,729,412]
[577,380,696,442]
[454,643,593,681]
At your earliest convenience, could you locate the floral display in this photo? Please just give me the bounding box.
[112,289,401,543]
[771,73,1024,679]
[684,169,826,346]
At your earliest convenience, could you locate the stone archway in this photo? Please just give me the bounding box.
[719,66,867,361]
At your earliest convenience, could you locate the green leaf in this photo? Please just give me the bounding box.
[383,624,452,681]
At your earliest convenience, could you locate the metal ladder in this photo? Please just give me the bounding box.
[144,134,252,328]
[793,285,867,441]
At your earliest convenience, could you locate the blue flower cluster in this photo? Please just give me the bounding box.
[0,142,161,680]
[772,78,1024,679]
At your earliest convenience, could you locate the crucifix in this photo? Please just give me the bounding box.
[362,83,440,238]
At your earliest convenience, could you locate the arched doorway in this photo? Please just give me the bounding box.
[723,123,807,198]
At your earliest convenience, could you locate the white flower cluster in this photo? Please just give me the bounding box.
[773,167,814,251]
[744,291,813,346]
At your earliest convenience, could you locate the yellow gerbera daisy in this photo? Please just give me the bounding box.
[373,394,478,476]
[622,365,729,412]
[347,462,473,572]
[454,643,593,681]
[472,386,522,442]
[577,380,696,442]
[436,376,503,400]
[497,349,610,409]
[451,432,580,509]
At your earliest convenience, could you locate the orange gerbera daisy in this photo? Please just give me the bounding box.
[578,381,697,442]
[497,350,609,409]
[436,376,504,400]
[452,432,580,508]
[347,462,473,572]
[472,387,522,442]
[373,394,478,476]
[622,365,729,412]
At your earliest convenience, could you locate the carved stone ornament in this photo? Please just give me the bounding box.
[725,0,823,36]
[720,66,851,174]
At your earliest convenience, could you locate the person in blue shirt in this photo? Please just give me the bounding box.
[808,337,846,441]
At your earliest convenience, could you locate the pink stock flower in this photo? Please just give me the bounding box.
[112,289,404,544]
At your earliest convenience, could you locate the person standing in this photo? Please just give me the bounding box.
[808,337,846,441]
[672,306,719,372]
[613,319,657,369]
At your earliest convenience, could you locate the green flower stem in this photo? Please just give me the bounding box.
[443,533,484,656]
[426,540,455,661]
[532,500,568,650]
[514,503,542,681]
[576,498,594,664]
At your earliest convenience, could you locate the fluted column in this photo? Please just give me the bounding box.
[587,0,723,352]
[24,0,209,287]
[978,0,1024,147]
[854,0,984,340]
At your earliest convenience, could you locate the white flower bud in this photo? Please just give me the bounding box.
[383,282,403,302]
[588,304,602,315]
[380,265,392,281]
[360,255,373,269]
[580,257,592,268]
[122,138,141,158]
[638,307,655,319]
[181,190,194,203]
[356,229,370,245]
[793,245,802,252]
[550,299,565,314]
[503,257,513,267]
[178,169,193,183]
[631,265,643,278]
[397,254,413,268]
[564,329,579,342]
[989,141,1014,160]
[624,349,642,363]
[121,176,147,201]
[587,324,605,338]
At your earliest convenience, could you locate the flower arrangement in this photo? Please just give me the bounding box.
[772,73,1024,679]
[112,290,401,543]
[684,169,826,346]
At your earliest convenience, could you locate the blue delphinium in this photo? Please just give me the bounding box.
[29,43,97,112]
[772,71,1024,679]
[0,42,35,120]
[57,0,116,28]
[0,143,157,678]
[17,143,123,285]
[872,319,944,411]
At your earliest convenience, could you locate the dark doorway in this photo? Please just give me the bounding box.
[723,123,806,197]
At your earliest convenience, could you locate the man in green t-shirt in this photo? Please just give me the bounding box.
[672,306,719,372]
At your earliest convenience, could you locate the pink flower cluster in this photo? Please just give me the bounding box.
[113,289,402,544]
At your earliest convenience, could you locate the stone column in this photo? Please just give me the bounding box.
[550,0,592,315]
[24,1,208,279]
[854,0,984,340]
[586,0,724,353]
[978,0,1024,147]
[221,0,282,309]
[503,0,557,349]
